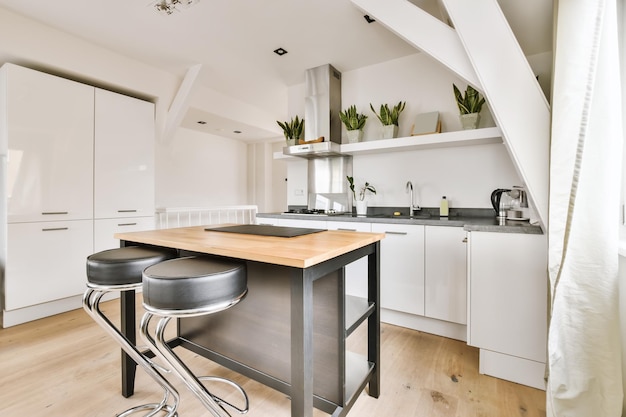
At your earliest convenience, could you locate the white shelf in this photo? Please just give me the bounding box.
[273,126,503,160]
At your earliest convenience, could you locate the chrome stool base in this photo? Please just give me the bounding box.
[142,314,249,417]
[83,285,180,417]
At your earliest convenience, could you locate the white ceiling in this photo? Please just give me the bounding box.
[0,0,553,141]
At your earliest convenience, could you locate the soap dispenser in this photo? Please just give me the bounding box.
[440,196,449,217]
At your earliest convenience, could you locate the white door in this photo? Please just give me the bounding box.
[94,88,155,219]
[371,223,425,315]
[4,64,94,223]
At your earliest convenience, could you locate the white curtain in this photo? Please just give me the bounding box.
[548,0,624,415]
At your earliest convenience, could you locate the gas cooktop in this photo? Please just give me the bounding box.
[282,209,348,216]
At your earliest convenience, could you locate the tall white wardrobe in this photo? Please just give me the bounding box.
[0,63,155,327]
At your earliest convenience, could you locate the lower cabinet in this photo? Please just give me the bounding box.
[371,223,425,316]
[6,220,93,311]
[326,221,372,298]
[424,226,467,324]
[467,231,547,389]
[94,216,156,253]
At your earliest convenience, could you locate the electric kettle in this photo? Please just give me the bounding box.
[490,188,511,217]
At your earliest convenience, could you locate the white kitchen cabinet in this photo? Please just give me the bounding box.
[467,231,547,389]
[278,218,328,229]
[94,89,155,219]
[6,220,93,310]
[371,223,425,316]
[326,221,371,298]
[1,64,157,327]
[256,217,280,226]
[94,217,156,253]
[424,226,467,324]
[3,63,94,223]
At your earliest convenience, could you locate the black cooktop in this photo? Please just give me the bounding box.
[206,224,326,238]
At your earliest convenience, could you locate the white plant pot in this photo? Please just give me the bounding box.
[460,113,480,130]
[346,130,363,144]
[355,200,368,216]
[381,125,398,139]
[286,138,297,146]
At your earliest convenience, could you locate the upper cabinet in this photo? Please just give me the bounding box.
[94,88,155,219]
[2,64,94,223]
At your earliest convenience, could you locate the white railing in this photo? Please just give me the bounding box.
[155,205,258,229]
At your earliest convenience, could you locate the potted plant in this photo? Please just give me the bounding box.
[453,83,485,129]
[369,101,406,139]
[339,105,368,144]
[277,116,304,145]
[347,175,376,216]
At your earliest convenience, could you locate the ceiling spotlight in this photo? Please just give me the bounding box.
[154,0,200,16]
[273,47,288,56]
[364,15,376,23]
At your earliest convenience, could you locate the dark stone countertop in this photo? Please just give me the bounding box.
[257,207,543,235]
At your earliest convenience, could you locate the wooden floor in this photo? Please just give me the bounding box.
[0,296,546,417]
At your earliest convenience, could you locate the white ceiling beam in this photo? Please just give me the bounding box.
[161,63,202,143]
[351,0,481,88]
[442,0,550,229]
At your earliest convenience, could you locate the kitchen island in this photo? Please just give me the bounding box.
[114,225,385,417]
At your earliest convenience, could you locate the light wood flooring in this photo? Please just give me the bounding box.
[0,296,546,416]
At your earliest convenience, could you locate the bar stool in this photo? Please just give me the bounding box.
[83,246,179,417]
[140,256,249,417]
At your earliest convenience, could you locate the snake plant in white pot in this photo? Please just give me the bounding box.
[453,84,485,129]
[370,101,406,139]
[277,116,304,145]
[339,105,368,143]
[347,176,376,216]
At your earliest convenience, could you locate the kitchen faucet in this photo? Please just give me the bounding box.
[405,181,421,215]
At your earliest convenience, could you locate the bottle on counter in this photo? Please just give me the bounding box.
[440,196,449,217]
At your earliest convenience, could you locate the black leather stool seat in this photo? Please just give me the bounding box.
[86,246,177,286]
[142,256,247,312]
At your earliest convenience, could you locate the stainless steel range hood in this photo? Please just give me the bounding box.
[282,141,342,158]
[283,64,343,158]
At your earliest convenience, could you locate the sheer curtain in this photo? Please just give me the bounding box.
[547,0,624,415]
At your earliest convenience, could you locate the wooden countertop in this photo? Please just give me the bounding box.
[115,225,384,268]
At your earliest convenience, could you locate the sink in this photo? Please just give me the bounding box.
[371,213,431,220]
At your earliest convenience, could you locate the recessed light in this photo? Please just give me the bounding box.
[274,47,288,56]
[197,120,207,124]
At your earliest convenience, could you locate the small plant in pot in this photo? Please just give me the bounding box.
[347,175,376,216]
[453,84,485,129]
[277,116,304,145]
[339,105,368,144]
[370,101,406,139]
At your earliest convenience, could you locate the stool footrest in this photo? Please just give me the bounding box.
[198,376,249,415]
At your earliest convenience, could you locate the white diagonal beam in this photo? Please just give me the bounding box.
[442,0,550,229]
[351,0,481,88]
[161,63,202,143]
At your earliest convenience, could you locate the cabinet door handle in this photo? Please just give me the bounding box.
[462,237,468,243]
[42,211,68,215]
[385,231,408,235]
[117,209,138,213]
[118,223,137,227]
[338,228,357,231]
[42,227,69,232]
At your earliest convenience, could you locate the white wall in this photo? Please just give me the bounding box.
[285,52,522,209]
[156,128,248,208]
[0,7,252,209]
